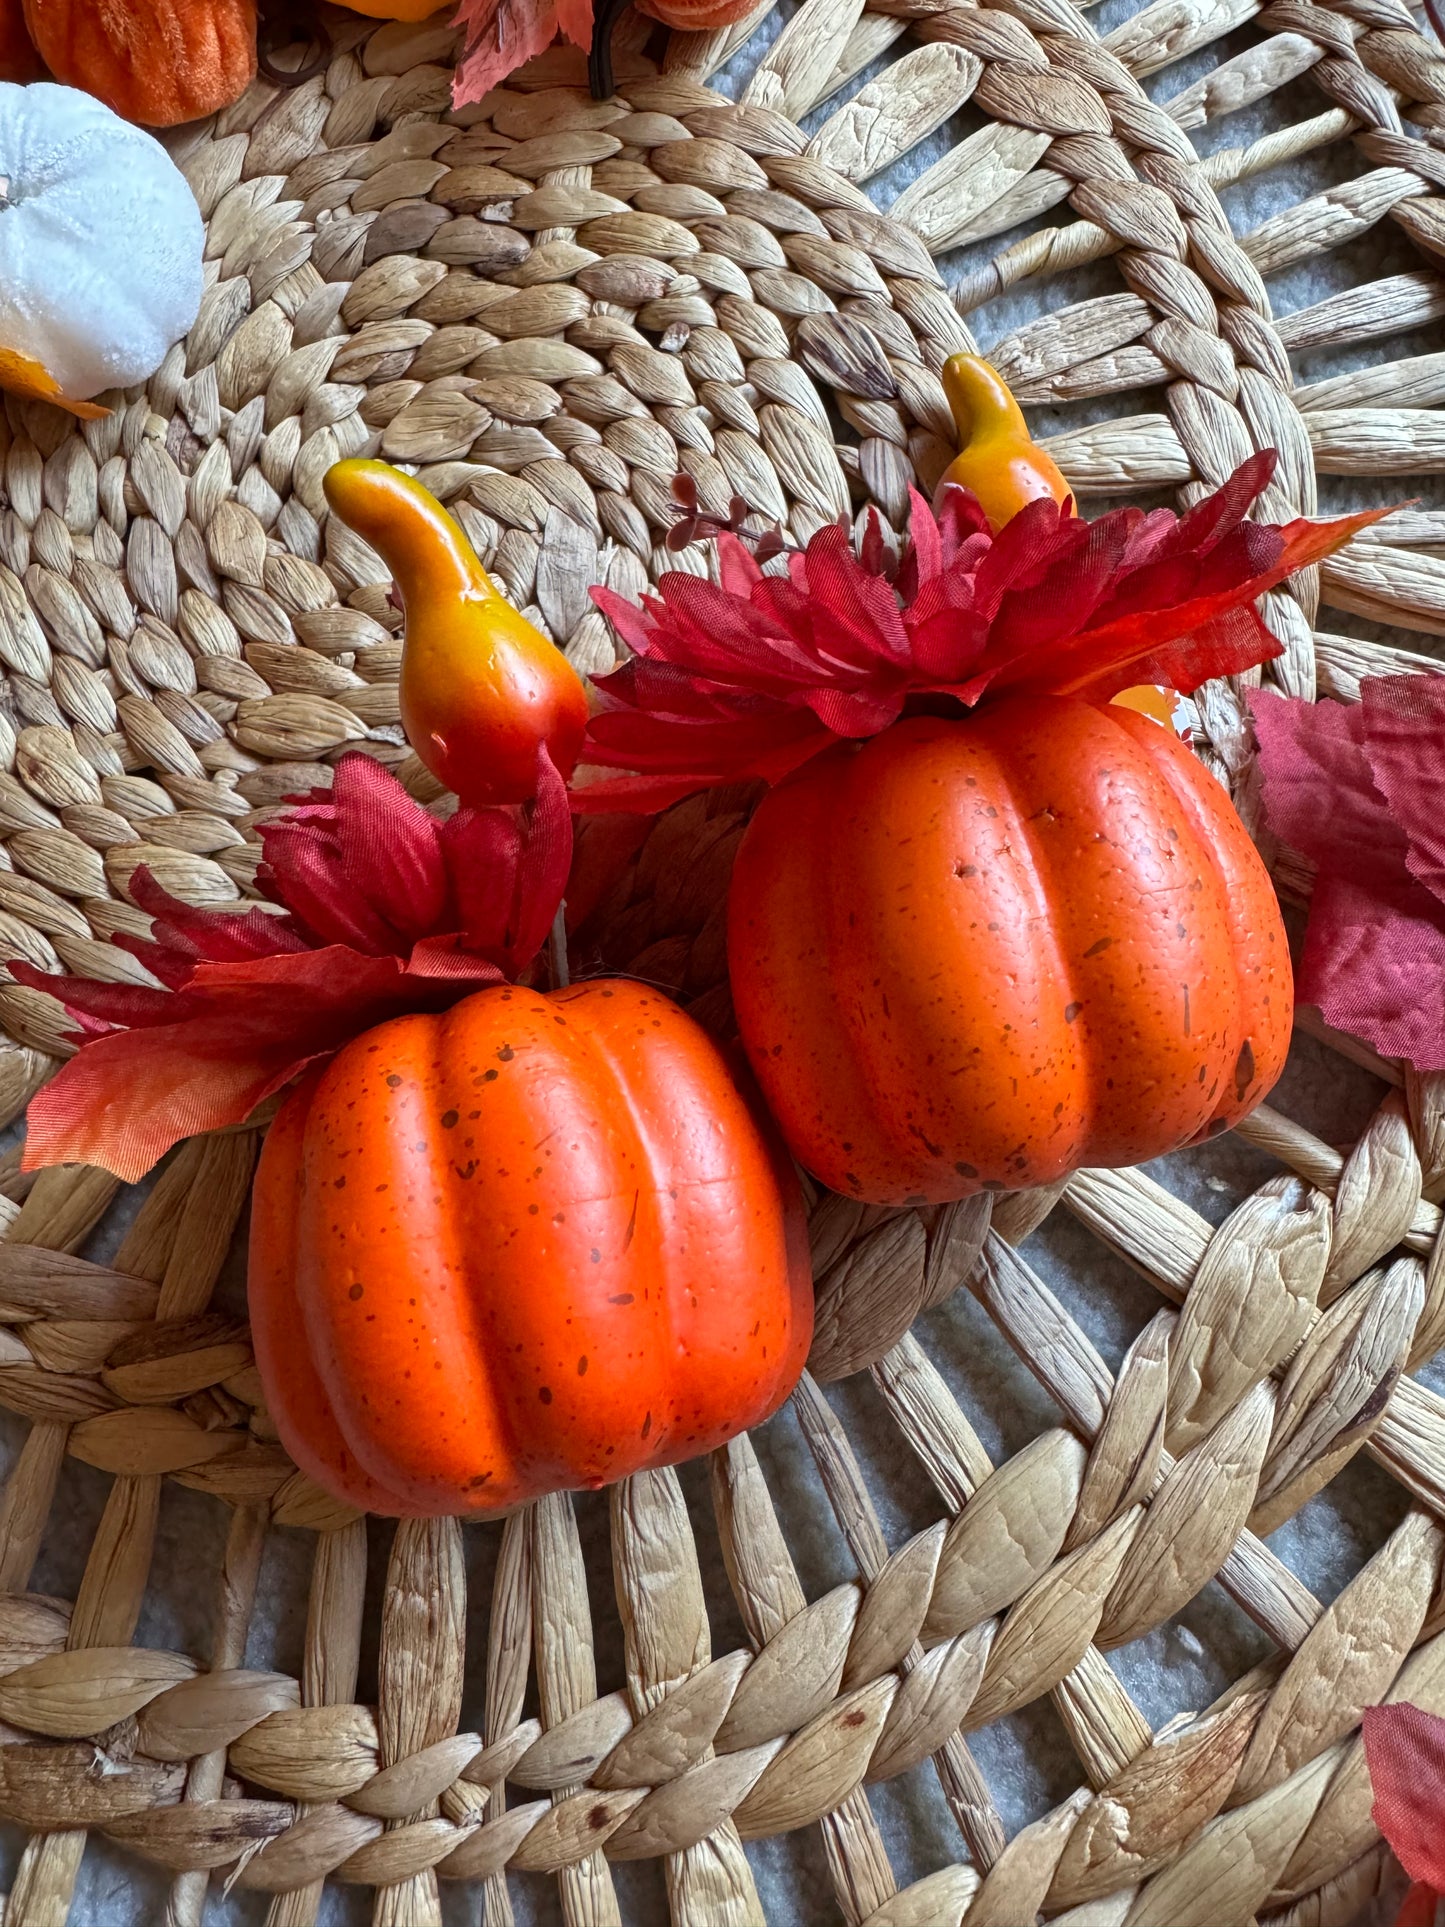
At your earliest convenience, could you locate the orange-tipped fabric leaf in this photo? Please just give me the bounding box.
[18,754,572,1181]
[575,451,1383,814]
[453,0,593,106]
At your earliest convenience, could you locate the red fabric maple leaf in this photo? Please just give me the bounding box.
[16,754,572,1182]
[1364,1702,1445,1917]
[452,0,594,107]
[1251,674,1445,1069]
[575,452,1383,813]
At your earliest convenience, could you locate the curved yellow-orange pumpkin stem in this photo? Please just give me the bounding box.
[324,459,589,807]
[934,353,1073,532]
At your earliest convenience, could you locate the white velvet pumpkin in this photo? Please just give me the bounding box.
[0,82,204,406]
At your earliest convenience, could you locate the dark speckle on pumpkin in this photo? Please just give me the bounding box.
[1234,1038,1256,1102]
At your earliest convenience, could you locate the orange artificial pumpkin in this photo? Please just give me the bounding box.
[249,978,813,1516]
[23,0,257,127]
[727,697,1292,1207]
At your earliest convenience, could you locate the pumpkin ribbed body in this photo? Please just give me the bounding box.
[23,0,257,126]
[248,978,812,1517]
[727,699,1292,1206]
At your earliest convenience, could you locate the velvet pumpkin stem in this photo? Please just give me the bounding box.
[590,0,632,98]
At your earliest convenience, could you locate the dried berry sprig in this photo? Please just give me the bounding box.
[665,474,797,564]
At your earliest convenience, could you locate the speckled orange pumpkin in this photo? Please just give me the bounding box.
[727,697,1292,1207]
[248,978,812,1516]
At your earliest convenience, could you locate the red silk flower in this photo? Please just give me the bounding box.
[16,754,571,1182]
[575,451,1383,813]
[1364,1702,1445,1924]
[1252,673,1445,1069]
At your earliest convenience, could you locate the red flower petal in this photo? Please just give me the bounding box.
[580,457,1383,812]
[982,508,1385,705]
[1396,1885,1442,1927]
[442,752,572,973]
[261,755,451,954]
[1364,1703,1445,1890]
[572,710,832,812]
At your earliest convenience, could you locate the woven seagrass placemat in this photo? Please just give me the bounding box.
[0,1,1442,1923]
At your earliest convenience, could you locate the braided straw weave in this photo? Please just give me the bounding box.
[0,0,1442,1920]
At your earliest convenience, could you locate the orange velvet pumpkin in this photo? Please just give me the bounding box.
[23,0,257,126]
[0,0,42,78]
[727,697,1291,1207]
[249,977,813,1516]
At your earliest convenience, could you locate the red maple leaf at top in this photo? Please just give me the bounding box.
[14,754,571,1182]
[574,452,1384,813]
